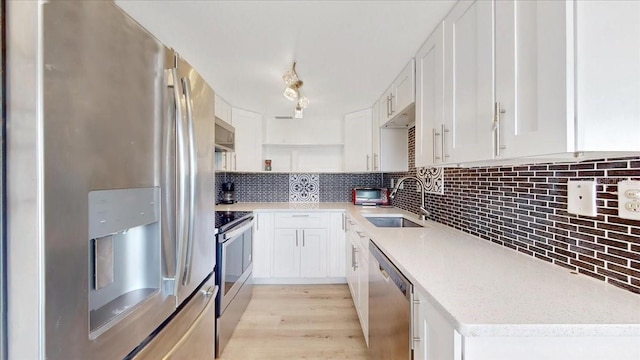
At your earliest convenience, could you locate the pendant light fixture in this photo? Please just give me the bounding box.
[282,61,309,117]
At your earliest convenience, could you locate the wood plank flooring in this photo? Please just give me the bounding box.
[218,285,370,360]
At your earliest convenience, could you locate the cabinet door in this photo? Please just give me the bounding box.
[415,22,445,167]
[272,229,299,278]
[253,212,273,279]
[346,239,357,298]
[214,94,231,123]
[391,59,416,117]
[378,90,392,126]
[379,129,408,172]
[372,100,381,171]
[232,108,262,171]
[356,247,369,344]
[344,108,373,172]
[299,228,328,278]
[443,0,495,163]
[414,290,460,360]
[328,212,346,278]
[495,0,569,158]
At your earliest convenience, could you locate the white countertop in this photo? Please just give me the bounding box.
[217,202,640,337]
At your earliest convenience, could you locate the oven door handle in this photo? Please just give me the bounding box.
[219,219,254,243]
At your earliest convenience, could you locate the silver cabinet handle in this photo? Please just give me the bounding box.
[351,245,356,270]
[302,229,305,247]
[353,246,359,269]
[256,213,259,231]
[291,214,309,218]
[233,153,237,170]
[494,102,507,157]
[366,155,370,171]
[390,93,395,115]
[432,128,441,162]
[342,213,346,231]
[411,292,421,349]
[181,76,197,286]
[441,124,450,160]
[373,153,378,170]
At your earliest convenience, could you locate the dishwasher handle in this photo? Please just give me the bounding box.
[369,240,411,299]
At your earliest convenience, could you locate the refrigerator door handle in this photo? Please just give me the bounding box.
[181,76,198,286]
[162,68,180,282]
[174,67,189,293]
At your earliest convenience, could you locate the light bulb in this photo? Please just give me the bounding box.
[294,106,303,119]
[282,70,299,86]
[297,96,310,109]
[283,86,298,101]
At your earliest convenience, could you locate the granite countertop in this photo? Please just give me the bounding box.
[217,202,640,337]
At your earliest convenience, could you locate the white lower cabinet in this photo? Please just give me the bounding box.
[272,228,327,278]
[253,211,346,283]
[345,215,369,345]
[253,212,274,279]
[413,289,461,360]
[413,288,640,360]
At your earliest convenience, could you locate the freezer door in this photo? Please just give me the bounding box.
[173,56,217,305]
[132,279,217,360]
[35,2,175,360]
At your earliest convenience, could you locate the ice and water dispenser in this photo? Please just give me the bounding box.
[88,187,161,338]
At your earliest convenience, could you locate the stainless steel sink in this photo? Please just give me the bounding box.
[365,216,423,228]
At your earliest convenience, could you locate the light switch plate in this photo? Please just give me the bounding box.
[567,180,597,217]
[617,180,640,220]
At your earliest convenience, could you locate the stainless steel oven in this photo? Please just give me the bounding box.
[214,211,254,357]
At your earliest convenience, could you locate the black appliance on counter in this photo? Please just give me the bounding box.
[214,210,254,357]
[219,182,236,204]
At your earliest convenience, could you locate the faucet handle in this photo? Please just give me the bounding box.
[419,207,430,216]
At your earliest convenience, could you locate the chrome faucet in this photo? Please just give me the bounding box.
[389,176,430,221]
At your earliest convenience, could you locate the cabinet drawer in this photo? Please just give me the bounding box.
[274,212,329,228]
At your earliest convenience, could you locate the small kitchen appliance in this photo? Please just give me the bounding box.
[352,187,390,206]
[220,182,236,204]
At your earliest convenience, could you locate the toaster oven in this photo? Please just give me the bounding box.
[352,187,390,206]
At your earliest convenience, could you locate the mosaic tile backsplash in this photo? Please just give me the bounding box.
[216,172,382,203]
[385,127,640,295]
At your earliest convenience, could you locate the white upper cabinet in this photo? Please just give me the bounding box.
[372,100,381,171]
[415,22,445,167]
[380,60,416,128]
[372,100,409,172]
[231,108,263,172]
[495,0,570,159]
[442,0,495,164]
[573,1,640,152]
[421,0,640,166]
[344,108,373,172]
[214,93,232,124]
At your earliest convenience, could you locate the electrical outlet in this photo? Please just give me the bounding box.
[567,180,597,217]
[617,180,640,220]
[390,179,395,188]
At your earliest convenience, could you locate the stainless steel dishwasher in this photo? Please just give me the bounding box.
[369,240,413,360]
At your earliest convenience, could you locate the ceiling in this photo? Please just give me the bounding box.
[116,0,457,122]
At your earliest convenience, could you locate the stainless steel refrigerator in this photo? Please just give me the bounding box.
[7,1,216,359]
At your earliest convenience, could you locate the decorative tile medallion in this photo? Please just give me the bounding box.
[289,173,320,202]
[417,167,444,194]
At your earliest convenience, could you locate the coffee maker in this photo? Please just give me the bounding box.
[220,182,236,204]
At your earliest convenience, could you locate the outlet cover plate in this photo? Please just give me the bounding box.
[617,180,640,220]
[567,180,597,217]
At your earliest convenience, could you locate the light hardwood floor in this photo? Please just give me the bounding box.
[218,285,370,360]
